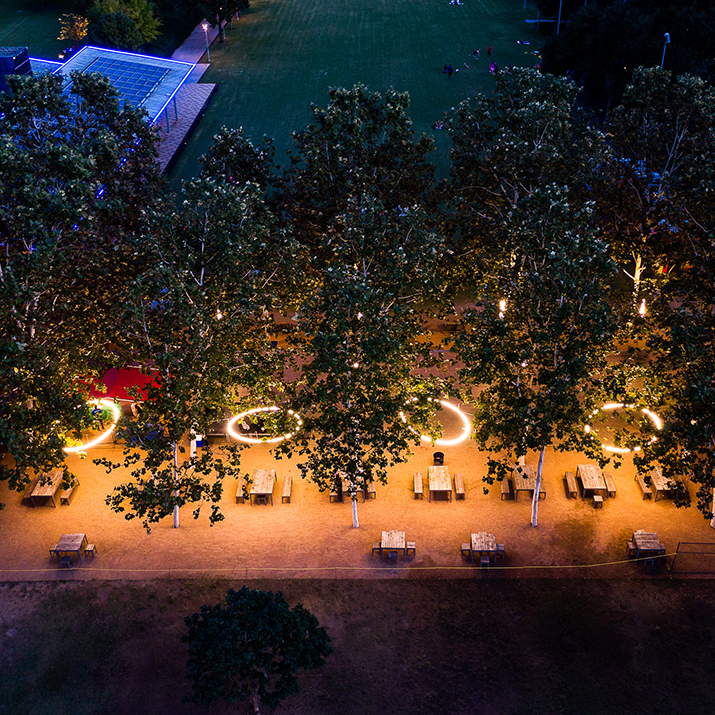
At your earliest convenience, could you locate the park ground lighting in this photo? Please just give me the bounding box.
[202,23,210,62]
[63,398,121,453]
[227,406,303,444]
[399,399,472,446]
[584,402,662,454]
[661,33,671,69]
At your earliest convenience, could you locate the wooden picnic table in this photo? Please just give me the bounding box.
[250,469,276,505]
[632,530,666,560]
[649,466,684,501]
[381,530,406,559]
[428,466,452,501]
[576,464,607,499]
[30,469,64,507]
[52,533,88,564]
[511,464,545,501]
[471,532,496,559]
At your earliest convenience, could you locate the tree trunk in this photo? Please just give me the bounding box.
[252,687,261,714]
[352,497,359,529]
[710,488,715,530]
[530,446,546,527]
[172,441,180,529]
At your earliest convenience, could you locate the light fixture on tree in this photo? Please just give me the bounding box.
[227,406,302,444]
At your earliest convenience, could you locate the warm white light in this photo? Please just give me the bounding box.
[202,23,208,31]
[584,402,662,453]
[216,309,223,320]
[639,299,646,317]
[399,399,472,446]
[352,362,359,368]
[63,399,121,453]
[227,406,302,444]
[498,299,506,319]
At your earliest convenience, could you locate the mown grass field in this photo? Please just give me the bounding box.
[2,579,715,715]
[0,1,73,62]
[169,0,544,189]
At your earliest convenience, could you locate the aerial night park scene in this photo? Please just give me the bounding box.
[2,0,715,712]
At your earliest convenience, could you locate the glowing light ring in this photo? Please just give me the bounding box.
[399,399,472,446]
[63,398,121,453]
[227,406,302,444]
[584,403,662,454]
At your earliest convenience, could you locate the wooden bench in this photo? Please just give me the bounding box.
[635,473,653,499]
[501,477,512,500]
[406,541,416,559]
[366,481,376,499]
[604,472,616,498]
[461,543,472,561]
[593,494,603,508]
[235,476,248,504]
[565,471,578,499]
[281,475,292,503]
[372,541,382,556]
[22,476,40,506]
[84,543,97,558]
[60,479,79,505]
[413,472,424,499]
[454,473,465,500]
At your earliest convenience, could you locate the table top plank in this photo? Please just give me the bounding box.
[633,531,665,552]
[512,464,536,491]
[56,533,86,551]
[31,469,63,499]
[250,469,276,496]
[381,530,406,550]
[428,466,451,492]
[471,532,496,552]
[577,464,606,491]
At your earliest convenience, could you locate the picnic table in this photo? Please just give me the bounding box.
[29,469,64,507]
[471,532,496,562]
[428,466,452,501]
[632,530,666,566]
[381,530,406,560]
[51,533,88,564]
[250,469,276,505]
[576,464,607,499]
[649,466,685,501]
[511,464,544,501]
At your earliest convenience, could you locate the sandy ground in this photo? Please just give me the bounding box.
[2,410,714,582]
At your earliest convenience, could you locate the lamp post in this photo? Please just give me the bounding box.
[661,32,670,69]
[557,0,563,34]
[202,22,210,63]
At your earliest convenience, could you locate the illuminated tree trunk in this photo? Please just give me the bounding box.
[173,441,180,529]
[531,446,546,528]
[351,496,359,529]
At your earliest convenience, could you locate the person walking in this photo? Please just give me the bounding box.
[487,45,492,58]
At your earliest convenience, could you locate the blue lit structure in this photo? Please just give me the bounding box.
[48,46,194,133]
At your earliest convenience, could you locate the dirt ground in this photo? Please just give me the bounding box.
[0,404,713,581]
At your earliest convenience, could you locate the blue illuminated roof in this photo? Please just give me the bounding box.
[53,46,193,124]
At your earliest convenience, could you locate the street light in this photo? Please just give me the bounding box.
[661,32,670,69]
[202,22,210,63]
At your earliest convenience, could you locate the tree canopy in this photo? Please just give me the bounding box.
[183,587,332,713]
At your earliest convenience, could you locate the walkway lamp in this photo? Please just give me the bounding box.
[661,32,670,69]
[202,23,210,63]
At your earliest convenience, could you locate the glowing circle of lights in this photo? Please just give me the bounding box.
[399,399,472,446]
[227,406,303,444]
[584,402,662,454]
[63,398,121,453]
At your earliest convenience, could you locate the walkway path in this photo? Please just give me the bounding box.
[155,18,230,171]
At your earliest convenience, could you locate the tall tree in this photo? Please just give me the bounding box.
[447,70,616,525]
[183,587,332,714]
[455,188,618,526]
[100,178,293,531]
[0,71,167,503]
[278,199,445,528]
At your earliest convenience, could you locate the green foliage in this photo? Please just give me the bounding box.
[100,176,295,531]
[281,85,436,254]
[87,0,161,49]
[0,71,167,499]
[182,587,331,712]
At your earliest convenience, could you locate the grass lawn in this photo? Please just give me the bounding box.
[0,0,74,63]
[2,578,715,715]
[169,0,544,190]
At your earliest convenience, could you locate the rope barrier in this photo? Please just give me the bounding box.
[0,553,676,574]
